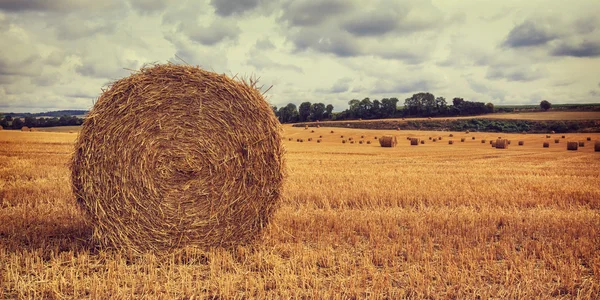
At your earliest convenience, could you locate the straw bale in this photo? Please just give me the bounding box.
[330,130,334,133]
[491,141,496,147]
[496,139,508,149]
[449,134,454,137]
[481,140,486,143]
[0,125,3,130]
[366,140,371,144]
[551,131,555,134]
[543,142,550,148]
[567,142,578,151]
[472,136,475,140]
[379,135,397,147]
[578,141,584,147]
[595,141,600,152]
[460,138,465,142]
[410,138,419,145]
[586,137,590,141]
[420,140,424,144]
[317,139,321,143]
[71,64,284,253]
[342,140,347,143]
[562,135,565,138]
[554,139,559,143]
[448,140,454,145]
[518,141,524,146]
[21,126,30,131]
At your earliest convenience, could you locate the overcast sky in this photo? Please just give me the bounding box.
[1,0,599,113]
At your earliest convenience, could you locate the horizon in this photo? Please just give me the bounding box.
[1,1,599,113]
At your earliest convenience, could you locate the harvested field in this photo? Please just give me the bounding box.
[0,128,599,298]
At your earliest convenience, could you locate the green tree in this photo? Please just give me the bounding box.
[298,102,311,122]
[310,103,326,121]
[485,102,494,113]
[540,100,551,111]
[277,103,299,123]
[381,98,399,118]
[324,104,334,119]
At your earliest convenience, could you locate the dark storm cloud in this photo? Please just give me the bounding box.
[210,0,260,16]
[502,20,558,48]
[281,0,354,27]
[343,13,398,36]
[551,41,600,57]
[128,0,168,14]
[179,19,240,45]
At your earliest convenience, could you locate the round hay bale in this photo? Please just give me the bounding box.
[543,142,550,148]
[578,141,584,147]
[489,140,493,145]
[366,140,371,144]
[317,125,320,128]
[330,130,334,133]
[305,125,308,130]
[586,137,591,141]
[359,140,363,144]
[288,138,293,141]
[319,135,323,138]
[311,130,315,133]
[448,140,454,145]
[428,137,432,140]
[481,139,486,143]
[361,135,364,138]
[554,139,559,143]
[438,137,443,140]
[0,125,3,130]
[396,127,400,131]
[433,138,437,142]
[71,64,285,253]
[472,136,475,140]
[567,141,578,151]
[406,137,411,140]
[518,141,524,146]
[410,138,419,145]
[420,140,424,144]
[317,139,321,143]
[349,137,353,141]
[342,140,347,144]
[460,138,465,142]
[21,126,30,132]
[465,130,470,134]
[491,141,496,147]
[449,134,454,137]
[350,140,355,144]
[496,139,508,149]
[340,135,344,138]
[562,135,565,139]
[379,135,397,147]
[507,140,511,145]
[374,136,378,139]
[595,141,600,152]
[546,135,551,138]
[299,139,304,142]
[308,138,312,141]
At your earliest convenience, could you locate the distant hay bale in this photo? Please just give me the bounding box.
[361,135,364,138]
[449,134,454,137]
[311,130,315,133]
[406,137,411,140]
[317,125,320,128]
[554,139,559,143]
[562,135,565,138]
[578,141,584,147]
[518,141,524,146]
[438,137,443,140]
[374,136,378,139]
[496,139,508,149]
[349,137,353,141]
[410,138,419,145]
[359,140,363,144]
[567,142,578,151]
[465,130,470,134]
[317,139,321,143]
[350,140,355,144]
[595,141,600,152]
[491,141,496,147]
[507,140,511,145]
[379,135,397,147]
[296,139,300,142]
[586,137,590,141]
[489,140,493,144]
[342,140,347,144]
[340,135,344,138]
[330,130,334,133]
[366,140,371,144]
[0,125,3,130]
[288,138,292,141]
[472,136,475,140]
[428,137,432,140]
[460,138,465,142]
[543,142,550,148]
[396,127,400,131]
[433,138,437,142]
[21,126,30,131]
[71,64,285,253]
[448,140,454,145]
[308,138,312,141]
[546,135,551,138]
[299,139,304,142]
[481,139,486,143]
[319,135,322,138]
[305,125,308,130]
[420,140,424,144]
[69,131,75,133]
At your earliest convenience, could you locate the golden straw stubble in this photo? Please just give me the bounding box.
[71,64,285,253]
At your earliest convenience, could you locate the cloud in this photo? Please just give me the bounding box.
[210,0,261,16]
[0,0,122,13]
[342,12,398,36]
[551,40,600,57]
[178,18,241,45]
[290,27,363,57]
[502,20,558,48]
[281,0,354,27]
[128,0,168,15]
[317,77,352,93]
[486,66,544,82]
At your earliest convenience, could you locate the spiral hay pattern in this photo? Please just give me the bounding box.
[71,64,285,253]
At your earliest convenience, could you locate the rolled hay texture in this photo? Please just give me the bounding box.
[595,141,600,152]
[410,138,419,145]
[543,142,550,148]
[379,135,397,147]
[21,126,30,131]
[578,141,584,147]
[518,141,524,146]
[71,64,285,253]
[567,142,578,151]
[496,139,508,149]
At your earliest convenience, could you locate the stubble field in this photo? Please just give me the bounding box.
[1,126,599,298]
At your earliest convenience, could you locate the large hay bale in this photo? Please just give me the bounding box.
[543,142,550,148]
[567,142,578,151]
[410,138,419,145]
[379,135,397,147]
[71,64,285,253]
[496,139,508,149]
[595,141,600,152]
[21,126,30,131]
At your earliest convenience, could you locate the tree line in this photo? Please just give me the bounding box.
[272,92,496,123]
[0,115,84,129]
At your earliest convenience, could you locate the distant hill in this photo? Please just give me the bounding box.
[0,110,89,118]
